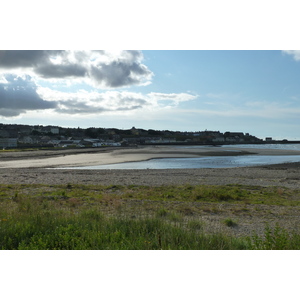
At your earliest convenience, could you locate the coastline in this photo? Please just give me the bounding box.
[1,145,300,169]
[1,145,300,188]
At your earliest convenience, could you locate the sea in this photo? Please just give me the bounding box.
[68,143,300,170]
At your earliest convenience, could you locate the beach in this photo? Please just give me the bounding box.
[1,145,300,188]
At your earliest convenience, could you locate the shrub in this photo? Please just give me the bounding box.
[223,218,237,227]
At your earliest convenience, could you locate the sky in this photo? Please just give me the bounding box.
[1,50,300,140]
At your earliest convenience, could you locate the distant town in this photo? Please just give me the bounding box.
[0,123,294,149]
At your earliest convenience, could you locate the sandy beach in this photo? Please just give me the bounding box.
[1,145,300,188]
[1,145,300,169]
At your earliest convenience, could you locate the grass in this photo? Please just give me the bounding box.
[1,183,300,250]
[23,183,300,206]
[0,147,56,152]
[0,210,249,250]
[223,218,237,227]
[249,224,300,250]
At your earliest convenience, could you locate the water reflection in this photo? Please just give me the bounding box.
[70,155,300,170]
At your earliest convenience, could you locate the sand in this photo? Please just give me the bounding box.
[1,145,300,169]
[1,145,300,188]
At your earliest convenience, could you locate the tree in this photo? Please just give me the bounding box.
[85,128,98,138]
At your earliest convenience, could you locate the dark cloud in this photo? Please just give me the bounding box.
[0,50,153,88]
[90,61,150,88]
[0,74,57,117]
[55,100,105,114]
[35,63,87,78]
[0,50,63,68]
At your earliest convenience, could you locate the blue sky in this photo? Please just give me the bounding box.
[1,50,300,140]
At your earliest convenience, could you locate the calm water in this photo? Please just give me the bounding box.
[68,144,300,170]
[222,143,300,151]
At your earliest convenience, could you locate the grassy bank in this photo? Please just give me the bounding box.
[1,183,300,249]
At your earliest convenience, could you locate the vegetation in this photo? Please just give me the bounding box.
[0,147,55,152]
[1,183,300,250]
[223,218,237,227]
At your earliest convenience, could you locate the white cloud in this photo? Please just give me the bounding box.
[36,87,197,115]
[282,50,300,61]
[147,92,198,105]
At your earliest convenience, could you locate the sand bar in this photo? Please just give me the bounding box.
[1,145,300,169]
[0,145,300,189]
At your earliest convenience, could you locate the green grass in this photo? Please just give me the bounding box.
[17,183,299,206]
[1,183,300,250]
[0,207,249,250]
[223,218,237,227]
[0,147,55,152]
[248,224,300,250]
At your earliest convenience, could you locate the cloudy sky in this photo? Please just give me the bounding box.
[1,50,300,139]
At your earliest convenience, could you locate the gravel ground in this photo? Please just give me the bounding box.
[0,165,300,189]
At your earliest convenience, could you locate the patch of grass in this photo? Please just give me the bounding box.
[249,224,300,250]
[187,219,204,230]
[156,207,168,217]
[167,212,183,222]
[177,205,196,216]
[223,218,237,227]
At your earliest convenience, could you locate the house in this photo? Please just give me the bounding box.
[18,136,38,144]
[0,138,18,148]
[212,137,225,142]
[40,136,51,143]
[47,139,81,147]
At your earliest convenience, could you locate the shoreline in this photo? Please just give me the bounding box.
[1,145,300,169]
[0,145,300,188]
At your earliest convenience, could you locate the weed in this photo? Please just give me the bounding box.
[156,208,168,217]
[249,224,296,250]
[178,205,195,216]
[223,218,237,227]
[67,198,81,208]
[61,190,68,199]
[187,219,204,230]
[167,212,182,222]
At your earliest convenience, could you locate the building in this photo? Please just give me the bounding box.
[0,138,18,148]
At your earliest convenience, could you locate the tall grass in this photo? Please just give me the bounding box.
[249,224,300,250]
[1,183,300,249]
[0,206,249,250]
